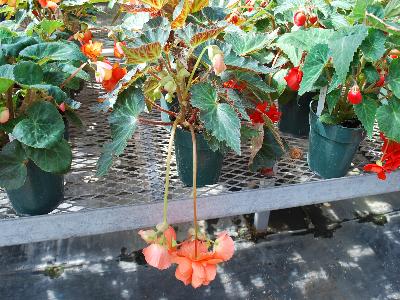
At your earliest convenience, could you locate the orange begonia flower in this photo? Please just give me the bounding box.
[38,0,60,10]
[102,63,127,92]
[81,40,103,61]
[114,42,126,59]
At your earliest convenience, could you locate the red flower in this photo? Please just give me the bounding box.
[102,64,127,92]
[250,102,281,124]
[284,67,303,91]
[364,164,387,180]
[223,79,247,91]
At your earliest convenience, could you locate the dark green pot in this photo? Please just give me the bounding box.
[279,90,315,137]
[6,162,64,216]
[175,128,224,187]
[307,103,366,179]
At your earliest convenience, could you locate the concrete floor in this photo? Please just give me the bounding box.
[1,194,400,300]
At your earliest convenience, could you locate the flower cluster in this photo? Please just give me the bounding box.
[364,133,400,180]
[139,225,234,288]
[250,102,282,124]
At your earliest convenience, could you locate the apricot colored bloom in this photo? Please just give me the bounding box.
[173,232,234,288]
[81,40,103,61]
[38,0,60,10]
[140,226,177,270]
[114,42,126,59]
[102,63,127,92]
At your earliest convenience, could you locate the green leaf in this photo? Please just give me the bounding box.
[350,0,373,21]
[276,28,334,65]
[19,42,87,62]
[35,20,64,35]
[328,25,369,84]
[376,99,400,142]
[226,89,250,121]
[298,44,330,96]
[0,140,27,190]
[319,113,340,125]
[366,14,400,36]
[249,127,287,172]
[25,139,72,174]
[191,82,241,154]
[1,36,37,57]
[364,65,380,84]
[360,28,386,62]
[326,90,341,114]
[224,30,278,56]
[385,0,400,18]
[353,96,378,138]
[13,61,43,85]
[12,101,65,149]
[388,59,400,99]
[97,87,145,176]
[30,84,69,104]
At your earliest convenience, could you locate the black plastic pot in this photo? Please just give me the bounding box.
[279,90,315,137]
[307,102,366,179]
[6,161,64,216]
[174,128,224,187]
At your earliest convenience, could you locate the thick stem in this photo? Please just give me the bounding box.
[6,86,13,119]
[162,120,179,224]
[189,124,198,257]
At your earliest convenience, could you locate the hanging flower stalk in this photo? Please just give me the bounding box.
[84,2,287,288]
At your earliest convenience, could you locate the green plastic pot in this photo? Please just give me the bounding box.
[279,90,315,137]
[307,102,366,179]
[6,161,64,216]
[175,128,224,187]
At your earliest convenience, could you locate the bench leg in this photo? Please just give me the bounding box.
[254,211,270,232]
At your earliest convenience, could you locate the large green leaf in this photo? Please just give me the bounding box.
[328,25,369,84]
[12,101,65,149]
[0,141,27,190]
[298,44,330,96]
[388,59,400,99]
[191,82,241,154]
[326,89,341,114]
[19,42,87,62]
[1,36,37,57]
[366,14,400,36]
[226,89,250,121]
[224,30,278,56]
[353,96,378,138]
[13,61,43,85]
[376,99,400,142]
[25,139,72,174]
[97,87,145,176]
[360,28,386,62]
[276,28,334,65]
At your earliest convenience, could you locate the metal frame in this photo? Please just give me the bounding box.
[0,171,399,247]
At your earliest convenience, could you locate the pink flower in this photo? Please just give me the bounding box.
[213,232,234,261]
[0,107,10,124]
[95,61,113,83]
[143,244,173,270]
[208,45,226,76]
[140,225,177,270]
[212,54,226,76]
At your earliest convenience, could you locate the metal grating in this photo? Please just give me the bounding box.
[0,83,383,219]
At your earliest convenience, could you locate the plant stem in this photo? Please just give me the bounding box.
[6,86,13,119]
[139,118,174,126]
[185,46,209,95]
[162,120,179,224]
[189,124,198,258]
[60,62,88,89]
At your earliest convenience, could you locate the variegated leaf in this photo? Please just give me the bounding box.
[140,0,166,9]
[190,27,225,47]
[190,0,209,13]
[123,42,162,64]
[171,0,191,29]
